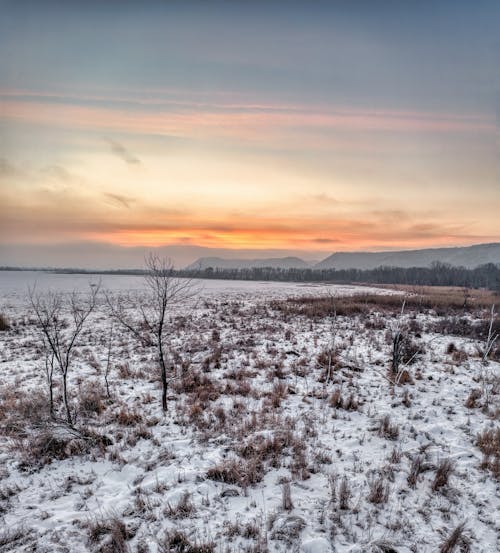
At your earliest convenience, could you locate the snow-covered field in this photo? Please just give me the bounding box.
[0,271,498,553]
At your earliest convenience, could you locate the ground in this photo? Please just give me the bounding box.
[0,275,498,553]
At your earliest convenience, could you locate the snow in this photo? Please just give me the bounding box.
[0,271,498,552]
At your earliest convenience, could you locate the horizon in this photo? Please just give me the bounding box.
[1,241,498,272]
[1,1,499,268]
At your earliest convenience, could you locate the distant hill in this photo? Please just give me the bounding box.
[315,243,500,270]
[185,256,310,270]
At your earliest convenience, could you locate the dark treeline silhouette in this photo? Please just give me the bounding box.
[2,263,499,291]
[177,262,500,291]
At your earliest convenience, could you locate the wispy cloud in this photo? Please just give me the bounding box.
[106,139,141,165]
[104,192,135,209]
[0,99,494,148]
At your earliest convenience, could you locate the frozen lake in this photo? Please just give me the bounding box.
[0,270,389,310]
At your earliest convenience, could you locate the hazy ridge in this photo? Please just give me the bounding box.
[189,243,500,271]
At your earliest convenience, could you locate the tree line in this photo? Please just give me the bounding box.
[177,262,500,291]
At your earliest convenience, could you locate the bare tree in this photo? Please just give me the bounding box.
[42,339,56,419]
[29,284,100,425]
[481,304,498,363]
[104,321,114,399]
[107,254,197,412]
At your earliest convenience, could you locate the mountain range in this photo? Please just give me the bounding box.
[187,243,500,271]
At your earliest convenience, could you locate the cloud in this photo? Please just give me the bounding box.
[309,193,338,204]
[0,158,24,178]
[312,238,340,243]
[106,139,141,165]
[1,99,494,148]
[104,192,135,209]
[40,165,73,182]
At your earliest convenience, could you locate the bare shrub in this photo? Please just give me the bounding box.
[432,458,455,491]
[29,284,100,425]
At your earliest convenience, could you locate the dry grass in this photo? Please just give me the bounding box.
[329,388,360,411]
[439,522,468,553]
[281,481,293,511]
[0,526,32,551]
[164,491,196,519]
[367,474,390,504]
[407,455,425,489]
[207,457,263,487]
[338,477,351,510]
[271,288,498,322]
[476,427,500,479]
[158,530,215,553]
[0,314,9,332]
[79,381,107,417]
[378,415,400,441]
[87,514,132,553]
[432,458,454,492]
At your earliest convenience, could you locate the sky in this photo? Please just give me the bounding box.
[0,1,499,268]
